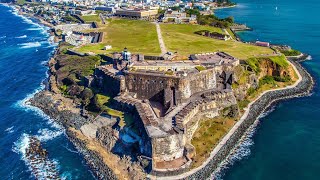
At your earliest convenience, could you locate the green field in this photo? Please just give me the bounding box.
[77,19,161,55]
[81,15,101,23]
[160,24,274,59]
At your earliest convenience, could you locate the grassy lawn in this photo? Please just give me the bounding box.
[95,94,137,128]
[81,14,101,23]
[95,94,123,118]
[160,24,274,59]
[191,117,236,168]
[269,55,289,67]
[17,0,26,5]
[77,19,161,55]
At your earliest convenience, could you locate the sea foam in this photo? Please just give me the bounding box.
[306,55,312,60]
[5,126,14,134]
[36,128,63,142]
[19,42,41,49]
[16,35,27,39]
[12,134,61,179]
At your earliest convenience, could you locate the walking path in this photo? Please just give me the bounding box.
[223,28,233,40]
[150,60,303,180]
[99,14,105,24]
[155,23,167,56]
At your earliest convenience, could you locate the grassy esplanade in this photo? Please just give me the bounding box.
[81,14,101,23]
[160,24,274,59]
[77,19,161,55]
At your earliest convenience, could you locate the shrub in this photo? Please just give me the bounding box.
[165,70,174,75]
[259,76,275,86]
[274,75,291,82]
[280,49,301,56]
[247,87,256,96]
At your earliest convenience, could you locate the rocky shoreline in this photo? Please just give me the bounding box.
[30,92,118,179]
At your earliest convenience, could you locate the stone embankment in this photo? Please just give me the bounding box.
[153,59,313,179]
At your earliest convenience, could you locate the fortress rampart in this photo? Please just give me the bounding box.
[93,51,239,172]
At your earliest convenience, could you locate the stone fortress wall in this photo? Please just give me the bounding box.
[151,90,237,171]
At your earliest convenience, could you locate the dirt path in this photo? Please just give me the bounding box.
[155,23,167,56]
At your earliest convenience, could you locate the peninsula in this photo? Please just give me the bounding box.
[8,0,314,179]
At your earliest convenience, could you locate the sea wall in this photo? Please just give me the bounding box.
[151,60,313,179]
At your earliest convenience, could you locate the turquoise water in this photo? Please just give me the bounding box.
[215,0,320,179]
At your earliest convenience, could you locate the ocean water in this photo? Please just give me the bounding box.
[214,0,320,179]
[0,4,94,179]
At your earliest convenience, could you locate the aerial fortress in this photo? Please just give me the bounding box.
[14,0,314,178]
[94,48,239,171]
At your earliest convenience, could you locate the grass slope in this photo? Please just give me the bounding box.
[160,24,274,59]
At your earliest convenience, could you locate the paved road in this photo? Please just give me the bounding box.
[155,23,167,56]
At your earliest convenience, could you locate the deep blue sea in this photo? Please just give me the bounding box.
[214,0,320,179]
[0,4,94,179]
[0,0,320,179]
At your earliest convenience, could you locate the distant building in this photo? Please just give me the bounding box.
[255,41,270,47]
[95,6,115,13]
[162,10,197,24]
[196,30,230,41]
[115,9,158,19]
[104,45,112,50]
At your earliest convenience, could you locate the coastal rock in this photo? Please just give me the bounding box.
[25,136,60,180]
[30,91,88,129]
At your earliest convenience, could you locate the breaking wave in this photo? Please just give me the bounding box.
[12,134,61,179]
[16,35,27,39]
[36,128,63,142]
[8,5,49,36]
[19,42,41,49]
[306,55,312,60]
[5,126,14,134]
[27,27,43,31]
[258,105,276,119]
